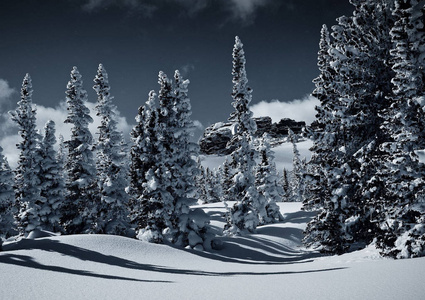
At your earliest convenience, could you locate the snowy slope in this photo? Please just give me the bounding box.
[1,202,424,300]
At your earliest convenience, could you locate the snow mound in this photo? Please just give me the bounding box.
[1,202,424,300]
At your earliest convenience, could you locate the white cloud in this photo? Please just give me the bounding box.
[0,79,16,108]
[1,100,133,168]
[250,95,319,125]
[227,0,270,23]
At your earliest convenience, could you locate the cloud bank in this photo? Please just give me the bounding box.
[250,95,319,125]
[0,79,16,109]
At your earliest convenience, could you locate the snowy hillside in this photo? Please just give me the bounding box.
[1,202,424,300]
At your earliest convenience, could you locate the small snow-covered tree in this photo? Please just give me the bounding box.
[93,63,130,236]
[194,157,207,202]
[281,168,290,202]
[0,146,15,239]
[255,134,284,224]
[224,133,259,235]
[203,168,222,204]
[62,67,98,234]
[288,129,305,202]
[9,74,44,235]
[221,158,234,203]
[38,120,63,232]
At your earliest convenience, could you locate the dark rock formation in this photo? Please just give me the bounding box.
[199,117,306,155]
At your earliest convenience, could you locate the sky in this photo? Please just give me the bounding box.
[0,0,355,165]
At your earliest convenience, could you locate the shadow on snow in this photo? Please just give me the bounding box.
[0,237,344,279]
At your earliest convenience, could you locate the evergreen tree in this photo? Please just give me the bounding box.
[0,146,15,239]
[131,72,213,249]
[9,74,44,235]
[62,67,98,234]
[224,36,259,235]
[376,0,425,258]
[281,168,291,202]
[255,134,284,224]
[304,0,397,254]
[93,63,130,236]
[224,133,259,235]
[38,120,63,232]
[221,158,235,203]
[288,129,305,203]
[194,157,207,203]
[128,90,166,243]
[204,168,222,204]
[165,70,213,249]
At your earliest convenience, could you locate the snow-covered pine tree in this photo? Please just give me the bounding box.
[38,120,63,232]
[375,0,425,258]
[9,74,44,235]
[224,36,259,235]
[93,63,130,236]
[210,167,224,203]
[224,132,259,235]
[165,70,213,249]
[303,24,336,212]
[288,129,305,203]
[255,134,284,224]
[221,158,234,203]
[203,168,222,204]
[194,157,207,203]
[128,90,167,243]
[61,67,98,234]
[0,146,15,239]
[304,0,396,254]
[280,168,290,202]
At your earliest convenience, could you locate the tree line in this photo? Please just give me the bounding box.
[0,37,299,250]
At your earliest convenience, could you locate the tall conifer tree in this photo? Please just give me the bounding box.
[93,63,130,236]
[9,74,44,235]
[224,36,259,235]
[62,67,98,234]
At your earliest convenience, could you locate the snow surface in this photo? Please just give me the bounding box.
[1,202,424,300]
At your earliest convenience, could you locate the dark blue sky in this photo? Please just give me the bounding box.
[0,0,354,127]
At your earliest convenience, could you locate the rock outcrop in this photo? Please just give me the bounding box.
[199,117,306,155]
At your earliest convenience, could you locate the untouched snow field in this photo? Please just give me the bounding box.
[1,202,424,300]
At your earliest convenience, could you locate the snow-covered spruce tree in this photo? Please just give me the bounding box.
[280,168,290,202]
[221,158,235,203]
[9,74,44,235]
[203,168,222,204]
[93,63,130,236]
[223,36,259,235]
[62,67,98,234]
[164,70,213,249]
[128,90,167,243]
[255,134,284,224]
[194,157,207,203]
[38,120,63,232]
[304,0,397,254]
[375,0,425,258]
[131,72,213,249]
[0,146,15,239]
[288,129,305,203]
[302,24,336,212]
